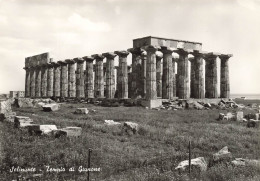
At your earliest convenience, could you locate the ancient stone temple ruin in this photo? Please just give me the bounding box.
[23,36,232,108]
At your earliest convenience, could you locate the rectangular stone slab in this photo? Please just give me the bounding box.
[14,116,33,128]
[42,103,60,111]
[133,36,202,50]
[61,127,82,137]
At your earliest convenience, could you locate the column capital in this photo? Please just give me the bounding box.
[219,54,233,60]
[204,52,221,59]
[82,56,94,62]
[143,45,160,53]
[51,62,60,67]
[156,51,163,60]
[65,59,75,64]
[91,54,105,60]
[114,50,129,57]
[159,46,176,54]
[57,60,67,65]
[73,57,84,63]
[173,48,193,56]
[191,50,208,57]
[46,62,54,68]
[102,52,117,59]
[127,47,144,55]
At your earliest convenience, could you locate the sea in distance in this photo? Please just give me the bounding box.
[230,94,260,99]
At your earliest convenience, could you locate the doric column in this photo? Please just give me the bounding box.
[35,65,42,98]
[161,47,175,99]
[115,50,129,99]
[102,52,117,99]
[128,65,132,98]
[144,45,158,100]
[174,48,192,99]
[52,62,61,97]
[172,57,177,97]
[127,48,143,98]
[83,56,94,98]
[41,64,48,98]
[156,52,163,98]
[74,58,85,98]
[47,63,54,97]
[204,53,219,98]
[114,66,119,97]
[219,54,232,98]
[141,51,147,98]
[24,67,30,97]
[65,59,76,98]
[29,67,36,97]
[92,54,105,98]
[189,57,195,98]
[58,61,68,98]
[191,51,205,98]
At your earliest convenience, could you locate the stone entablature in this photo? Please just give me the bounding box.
[133,36,202,51]
[23,37,232,102]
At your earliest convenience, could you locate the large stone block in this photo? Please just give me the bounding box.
[42,103,59,112]
[236,111,244,121]
[14,116,33,128]
[141,99,162,109]
[123,122,139,134]
[28,124,57,135]
[54,127,82,137]
[0,112,16,122]
[15,98,34,108]
[212,146,232,163]
[74,108,89,114]
[0,100,12,114]
[175,157,207,172]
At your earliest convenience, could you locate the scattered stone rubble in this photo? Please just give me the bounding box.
[123,122,139,134]
[42,103,60,112]
[212,146,232,163]
[104,120,121,125]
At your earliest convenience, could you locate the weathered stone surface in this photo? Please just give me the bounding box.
[66,59,76,98]
[74,58,85,98]
[175,157,207,172]
[226,112,235,121]
[92,54,105,98]
[58,61,68,98]
[14,116,33,128]
[144,45,158,100]
[115,51,129,99]
[30,68,36,97]
[156,52,162,98]
[191,51,205,98]
[103,52,117,99]
[74,108,89,114]
[104,120,121,125]
[42,103,59,112]
[57,127,82,137]
[28,124,57,135]
[35,66,42,97]
[24,67,31,97]
[83,56,94,98]
[174,48,191,99]
[52,62,61,97]
[47,63,54,97]
[0,112,16,122]
[231,158,260,168]
[219,54,232,98]
[205,53,219,98]
[236,111,244,121]
[213,146,232,163]
[41,65,48,97]
[15,98,34,108]
[0,99,12,114]
[161,47,174,99]
[204,103,211,108]
[186,100,204,110]
[123,121,139,134]
[189,57,195,98]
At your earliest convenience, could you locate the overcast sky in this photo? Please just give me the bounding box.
[0,0,259,94]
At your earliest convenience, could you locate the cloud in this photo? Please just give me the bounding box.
[67,13,111,32]
[237,0,258,10]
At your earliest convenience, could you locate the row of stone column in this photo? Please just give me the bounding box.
[24,47,232,100]
[128,46,232,100]
[24,51,130,99]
